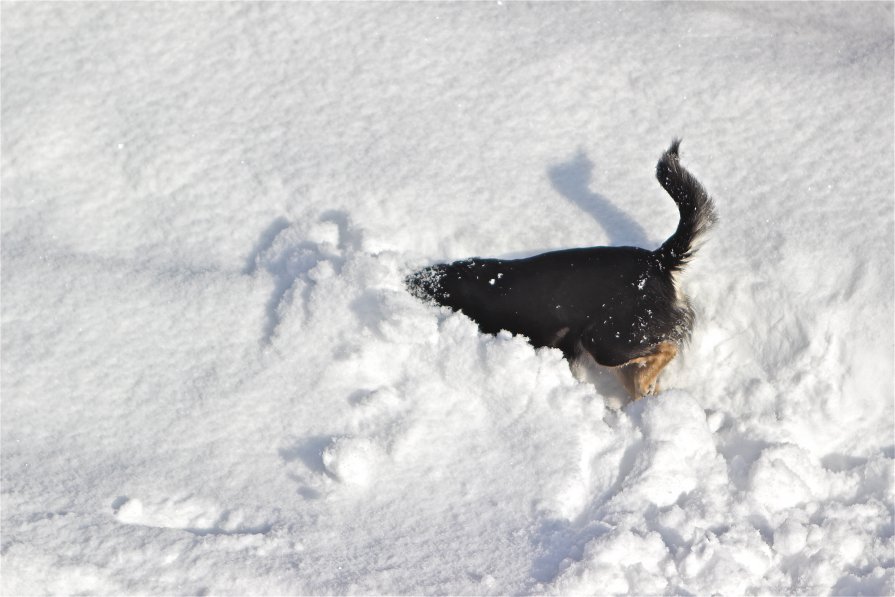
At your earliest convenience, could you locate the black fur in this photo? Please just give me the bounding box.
[406,140,716,370]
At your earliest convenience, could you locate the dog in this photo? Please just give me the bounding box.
[406,140,716,399]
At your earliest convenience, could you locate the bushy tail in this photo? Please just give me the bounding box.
[654,139,717,272]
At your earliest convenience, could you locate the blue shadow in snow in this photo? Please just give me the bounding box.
[548,150,651,249]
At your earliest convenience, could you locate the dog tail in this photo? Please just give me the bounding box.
[654,139,717,272]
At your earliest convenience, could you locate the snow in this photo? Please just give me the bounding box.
[1,2,893,595]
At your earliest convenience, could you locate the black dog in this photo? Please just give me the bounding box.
[406,140,716,398]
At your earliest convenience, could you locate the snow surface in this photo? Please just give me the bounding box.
[2,2,893,595]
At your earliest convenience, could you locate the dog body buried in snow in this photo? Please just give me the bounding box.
[406,140,717,399]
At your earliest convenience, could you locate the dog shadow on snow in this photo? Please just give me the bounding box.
[548,149,651,249]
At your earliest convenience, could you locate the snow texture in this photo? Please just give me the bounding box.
[2,3,893,595]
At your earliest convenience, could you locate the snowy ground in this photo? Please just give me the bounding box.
[2,3,893,595]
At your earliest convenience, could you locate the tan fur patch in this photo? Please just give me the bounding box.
[614,341,678,400]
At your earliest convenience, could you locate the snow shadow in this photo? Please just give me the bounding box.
[548,150,651,248]
[245,211,359,344]
[529,437,642,584]
[279,436,335,499]
[530,511,613,584]
[279,436,332,475]
[242,217,291,275]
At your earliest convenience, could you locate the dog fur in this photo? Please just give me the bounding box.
[406,140,717,399]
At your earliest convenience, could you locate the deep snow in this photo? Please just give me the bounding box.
[1,2,893,595]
